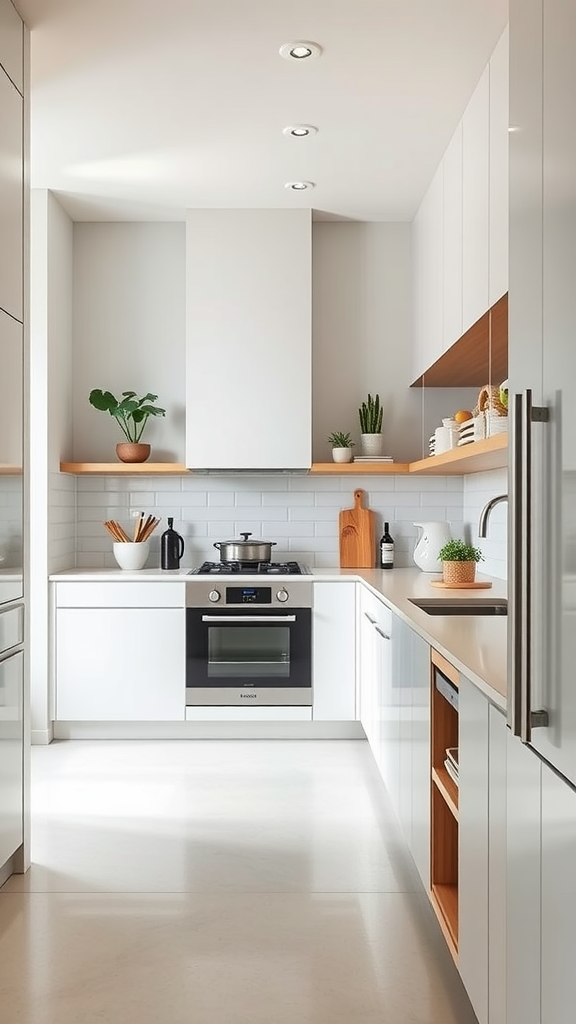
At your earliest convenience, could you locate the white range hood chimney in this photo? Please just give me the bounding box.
[185,209,312,470]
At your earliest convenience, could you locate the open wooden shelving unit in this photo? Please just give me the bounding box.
[60,435,507,476]
[430,647,460,963]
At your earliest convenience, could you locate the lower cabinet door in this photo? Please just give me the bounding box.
[541,761,576,1024]
[312,581,355,720]
[409,627,430,890]
[0,650,23,868]
[56,608,185,721]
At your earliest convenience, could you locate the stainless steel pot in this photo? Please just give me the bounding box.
[213,532,277,563]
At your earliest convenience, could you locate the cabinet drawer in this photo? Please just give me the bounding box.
[54,581,185,608]
[0,605,23,655]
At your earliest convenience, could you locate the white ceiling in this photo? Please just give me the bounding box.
[17,0,508,222]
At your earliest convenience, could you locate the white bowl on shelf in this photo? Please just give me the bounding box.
[113,541,150,571]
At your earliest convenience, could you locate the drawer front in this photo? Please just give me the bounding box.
[0,605,23,655]
[54,581,185,609]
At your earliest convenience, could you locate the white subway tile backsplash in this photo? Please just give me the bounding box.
[463,467,508,580]
[50,471,494,571]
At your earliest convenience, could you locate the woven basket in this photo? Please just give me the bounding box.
[442,560,477,585]
[473,384,508,418]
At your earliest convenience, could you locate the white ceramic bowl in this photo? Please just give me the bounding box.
[113,541,150,571]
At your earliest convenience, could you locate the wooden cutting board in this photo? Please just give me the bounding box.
[339,489,375,568]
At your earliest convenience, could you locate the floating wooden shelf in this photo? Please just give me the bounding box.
[61,436,508,477]
[409,433,507,475]
[59,462,189,475]
[310,462,409,475]
[0,465,23,475]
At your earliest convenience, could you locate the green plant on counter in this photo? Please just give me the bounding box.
[358,393,383,434]
[438,539,484,563]
[327,431,355,448]
[89,389,166,443]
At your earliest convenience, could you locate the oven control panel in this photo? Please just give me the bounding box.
[186,579,313,609]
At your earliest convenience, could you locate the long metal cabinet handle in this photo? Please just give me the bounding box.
[508,392,524,736]
[201,615,297,623]
[510,390,549,742]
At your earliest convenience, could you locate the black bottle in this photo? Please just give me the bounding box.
[160,517,185,570]
[380,522,394,570]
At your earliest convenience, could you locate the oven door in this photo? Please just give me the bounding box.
[185,607,312,705]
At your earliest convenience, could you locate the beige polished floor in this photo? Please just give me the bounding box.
[0,739,477,1023]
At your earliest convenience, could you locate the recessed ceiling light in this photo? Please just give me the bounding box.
[284,181,316,191]
[279,41,322,61]
[282,124,318,138]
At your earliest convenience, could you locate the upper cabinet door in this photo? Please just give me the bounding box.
[489,26,510,307]
[411,163,443,382]
[185,210,311,470]
[0,309,23,604]
[0,0,23,94]
[462,66,490,336]
[442,122,463,352]
[0,68,23,322]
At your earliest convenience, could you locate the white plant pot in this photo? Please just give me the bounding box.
[113,541,150,571]
[332,447,353,464]
[360,433,384,457]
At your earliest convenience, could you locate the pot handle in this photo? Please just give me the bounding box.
[213,542,222,550]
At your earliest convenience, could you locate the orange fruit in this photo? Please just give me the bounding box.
[454,409,473,423]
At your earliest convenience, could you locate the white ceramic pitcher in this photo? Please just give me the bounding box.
[413,521,452,573]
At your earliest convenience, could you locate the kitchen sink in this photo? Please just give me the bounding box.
[408,597,508,616]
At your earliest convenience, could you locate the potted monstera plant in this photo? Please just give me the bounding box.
[89,389,166,463]
[438,538,484,585]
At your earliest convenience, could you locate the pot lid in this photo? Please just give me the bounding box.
[216,533,276,546]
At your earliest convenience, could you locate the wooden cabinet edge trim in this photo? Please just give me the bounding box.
[431,648,459,687]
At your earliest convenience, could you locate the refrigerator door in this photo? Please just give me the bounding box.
[509,0,576,787]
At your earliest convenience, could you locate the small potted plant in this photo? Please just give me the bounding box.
[438,538,484,585]
[358,393,383,457]
[89,389,166,463]
[327,430,355,464]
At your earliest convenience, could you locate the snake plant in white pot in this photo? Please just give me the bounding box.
[358,393,383,457]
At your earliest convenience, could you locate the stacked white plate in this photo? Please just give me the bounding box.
[458,416,481,446]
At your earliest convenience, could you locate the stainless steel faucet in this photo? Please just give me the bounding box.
[478,494,508,538]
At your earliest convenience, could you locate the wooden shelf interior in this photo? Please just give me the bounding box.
[59,462,188,475]
[430,649,460,953]
[309,461,410,475]
[408,432,507,475]
[411,293,508,388]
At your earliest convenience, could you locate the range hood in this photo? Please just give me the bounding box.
[185,209,312,470]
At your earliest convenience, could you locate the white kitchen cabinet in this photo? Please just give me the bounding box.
[488,705,507,1024]
[489,26,509,307]
[411,162,444,382]
[506,727,541,1024]
[376,602,394,803]
[185,209,311,470]
[357,587,380,751]
[393,614,412,842]
[0,0,24,94]
[0,63,23,322]
[0,650,23,870]
[312,581,355,721]
[54,582,186,721]
[458,675,489,1024]
[442,122,463,352]
[462,65,490,336]
[540,764,576,1024]
[409,625,431,890]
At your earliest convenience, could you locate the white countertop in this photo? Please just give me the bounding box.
[49,565,508,711]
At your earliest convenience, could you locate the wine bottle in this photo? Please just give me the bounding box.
[380,522,394,570]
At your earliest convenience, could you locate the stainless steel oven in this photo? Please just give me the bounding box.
[185,579,312,706]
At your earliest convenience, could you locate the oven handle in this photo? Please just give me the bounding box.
[201,615,297,623]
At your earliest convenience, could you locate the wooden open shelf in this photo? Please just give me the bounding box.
[60,434,507,477]
[309,462,409,475]
[430,647,460,958]
[60,462,188,475]
[432,766,459,818]
[408,433,507,475]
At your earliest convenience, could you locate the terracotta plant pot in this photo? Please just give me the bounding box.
[442,560,476,585]
[116,442,151,464]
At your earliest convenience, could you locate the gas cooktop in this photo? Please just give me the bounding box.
[189,561,310,576]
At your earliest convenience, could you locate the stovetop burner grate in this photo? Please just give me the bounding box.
[189,560,306,576]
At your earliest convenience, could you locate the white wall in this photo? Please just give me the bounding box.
[463,467,508,579]
[72,223,186,462]
[312,222,477,463]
